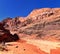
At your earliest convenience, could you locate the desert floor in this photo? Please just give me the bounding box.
[0,39,60,54]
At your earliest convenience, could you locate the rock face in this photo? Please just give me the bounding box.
[0,22,19,42]
[1,8,60,41]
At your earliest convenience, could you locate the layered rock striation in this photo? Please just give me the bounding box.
[1,8,60,41]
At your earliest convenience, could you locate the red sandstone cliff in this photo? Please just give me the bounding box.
[1,8,60,41]
[0,8,60,54]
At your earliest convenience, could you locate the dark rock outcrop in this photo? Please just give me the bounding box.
[0,22,19,42]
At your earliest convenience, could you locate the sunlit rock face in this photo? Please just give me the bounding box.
[2,8,60,41]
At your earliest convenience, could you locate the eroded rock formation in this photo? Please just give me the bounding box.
[0,22,19,42]
[1,8,60,41]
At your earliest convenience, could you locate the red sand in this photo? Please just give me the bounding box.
[6,40,47,54]
[50,48,60,54]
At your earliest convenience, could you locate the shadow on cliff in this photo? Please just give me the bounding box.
[0,22,19,42]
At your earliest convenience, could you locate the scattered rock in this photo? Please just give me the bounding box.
[15,46,18,48]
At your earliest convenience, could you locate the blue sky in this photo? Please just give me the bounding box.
[0,0,60,21]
